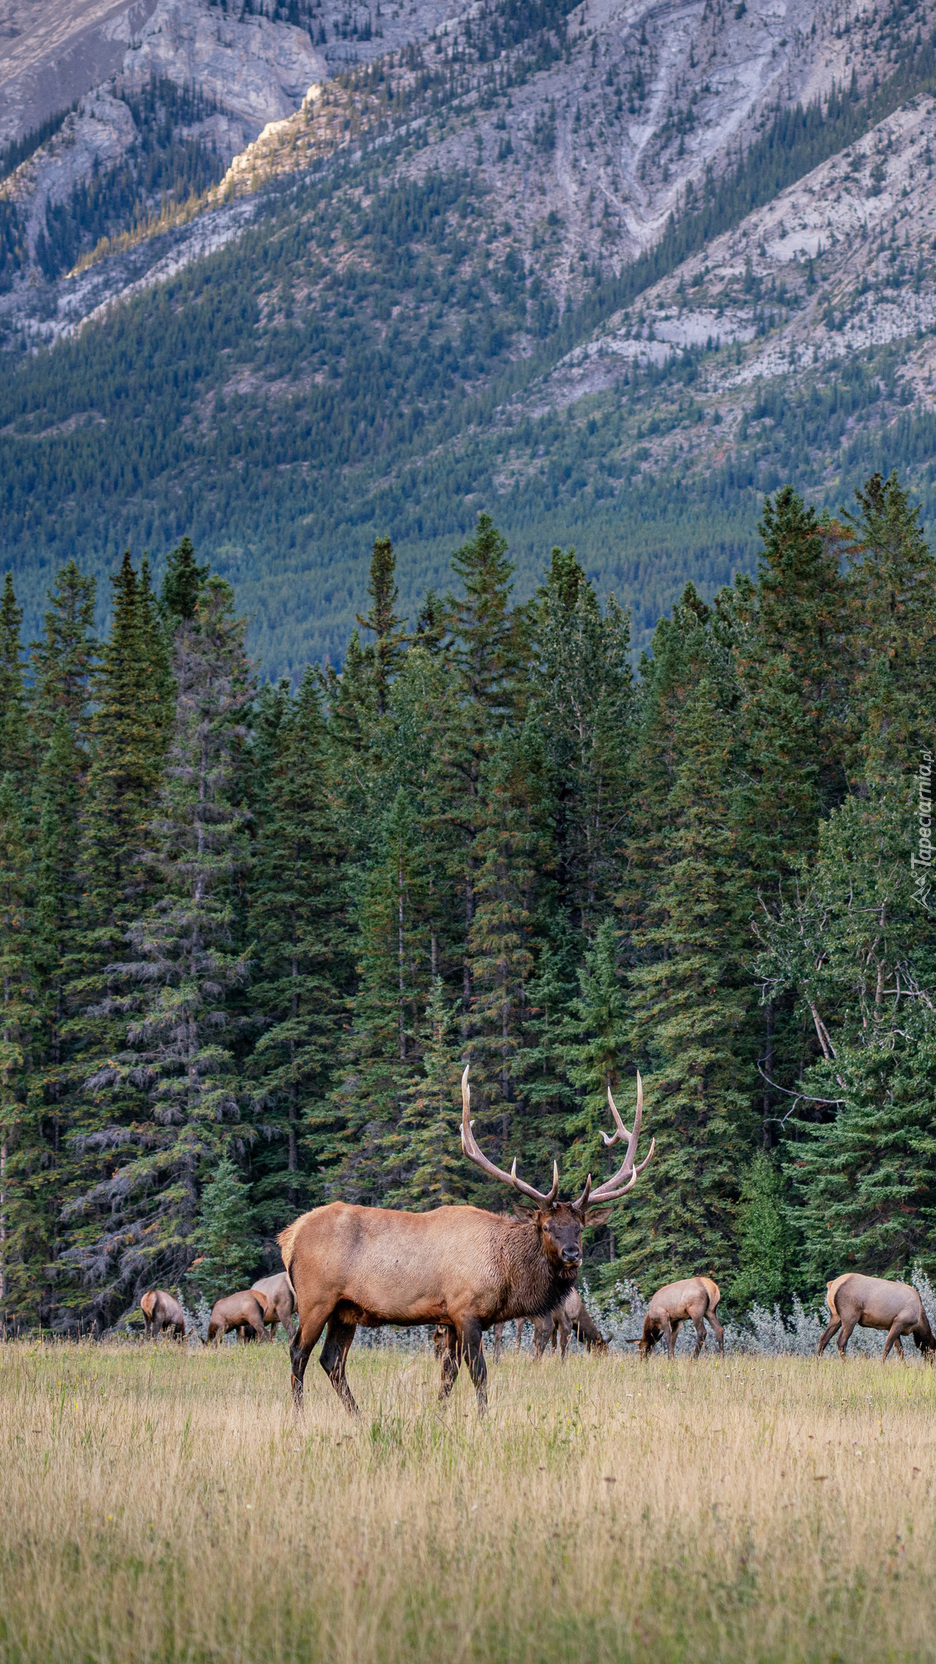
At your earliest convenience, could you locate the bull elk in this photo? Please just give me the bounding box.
[140,1289,186,1341]
[207,1291,267,1345]
[278,1065,652,1414]
[251,1272,296,1338]
[817,1274,936,1361]
[628,1276,723,1358]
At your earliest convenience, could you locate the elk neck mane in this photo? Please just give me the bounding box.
[493,1213,578,1321]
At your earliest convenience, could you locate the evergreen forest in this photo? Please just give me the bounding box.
[1,468,934,1334]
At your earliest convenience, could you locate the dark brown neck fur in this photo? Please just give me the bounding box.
[493,1218,578,1322]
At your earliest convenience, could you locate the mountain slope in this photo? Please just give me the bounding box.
[0,0,935,669]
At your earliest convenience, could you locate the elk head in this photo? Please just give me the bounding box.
[459,1065,654,1267]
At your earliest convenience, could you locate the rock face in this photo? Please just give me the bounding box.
[0,0,157,145]
[119,1,327,134]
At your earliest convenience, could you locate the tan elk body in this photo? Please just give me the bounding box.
[279,1066,652,1413]
[140,1289,185,1340]
[207,1291,267,1344]
[818,1273,936,1361]
[251,1272,296,1337]
[630,1276,723,1358]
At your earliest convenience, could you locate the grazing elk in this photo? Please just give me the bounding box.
[533,1288,609,1358]
[628,1276,723,1359]
[251,1272,296,1338]
[140,1289,186,1341]
[279,1065,652,1415]
[207,1291,267,1345]
[817,1274,936,1362]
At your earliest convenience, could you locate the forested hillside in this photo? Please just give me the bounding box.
[3,0,936,669]
[1,470,933,1333]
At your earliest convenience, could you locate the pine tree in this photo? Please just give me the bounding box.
[191,1155,257,1304]
[619,632,758,1289]
[561,918,631,1254]
[532,550,633,935]
[64,579,256,1316]
[0,774,38,1329]
[161,536,209,624]
[0,575,31,781]
[80,552,172,949]
[447,513,525,1014]
[248,669,349,1224]
[29,559,97,751]
[843,472,936,780]
[728,1153,798,1310]
[356,536,407,716]
[332,787,427,1204]
[758,782,936,1283]
[386,978,465,1209]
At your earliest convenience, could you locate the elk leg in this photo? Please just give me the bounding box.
[437,1324,459,1399]
[662,1316,676,1359]
[515,1320,523,1352]
[707,1311,725,1357]
[882,1323,906,1363]
[817,1316,841,1357]
[461,1317,488,1414]
[320,1315,359,1415]
[691,1315,706,1359]
[289,1309,328,1410]
[837,1316,857,1358]
[491,1323,503,1363]
[558,1317,571,1360]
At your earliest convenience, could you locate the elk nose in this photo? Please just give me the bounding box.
[562,1247,582,1265]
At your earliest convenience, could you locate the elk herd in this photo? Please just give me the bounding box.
[137,1067,936,1410]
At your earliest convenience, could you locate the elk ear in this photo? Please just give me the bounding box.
[581,1204,615,1227]
[512,1201,536,1221]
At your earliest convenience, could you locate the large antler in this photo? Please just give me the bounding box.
[572,1073,654,1212]
[460,1064,559,1206]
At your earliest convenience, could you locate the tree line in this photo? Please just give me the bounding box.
[0,470,934,1333]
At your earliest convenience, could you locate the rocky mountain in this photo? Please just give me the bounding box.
[0,0,934,667]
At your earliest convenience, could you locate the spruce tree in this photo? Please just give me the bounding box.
[0,575,31,781]
[386,978,465,1209]
[0,774,37,1328]
[161,536,209,624]
[248,669,349,1223]
[843,472,936,779]
[619,628,758,1288]
[191,1154,257,1304]
[532,550,633,935]
[728,1153,798,1310]
[356,536,407,716]
[64,579,256,1314]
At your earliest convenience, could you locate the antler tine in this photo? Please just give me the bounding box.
[600,1080,631,1146]
[587,1072,653,1205]
[459,1064,559,1206]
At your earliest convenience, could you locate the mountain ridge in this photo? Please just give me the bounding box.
[0,0,934,671]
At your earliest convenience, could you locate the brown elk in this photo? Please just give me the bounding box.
[628,1276,723,1359]
[279,1065,652,1415]
[482,1291,608,1361]
[817,1274,936,1362]
[251,1272,296,1338]
[140,1289,186,1341]
[207,1291,268,1345]
[533,1288,609,1358]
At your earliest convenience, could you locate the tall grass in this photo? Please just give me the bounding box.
[1,1340,935,1663]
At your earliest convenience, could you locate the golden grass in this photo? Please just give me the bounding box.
[1,1339,934,1663]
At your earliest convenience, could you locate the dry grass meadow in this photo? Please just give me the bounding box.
[1,1338,935,1664]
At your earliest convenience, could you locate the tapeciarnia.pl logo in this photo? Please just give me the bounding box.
[912,749,933,912]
